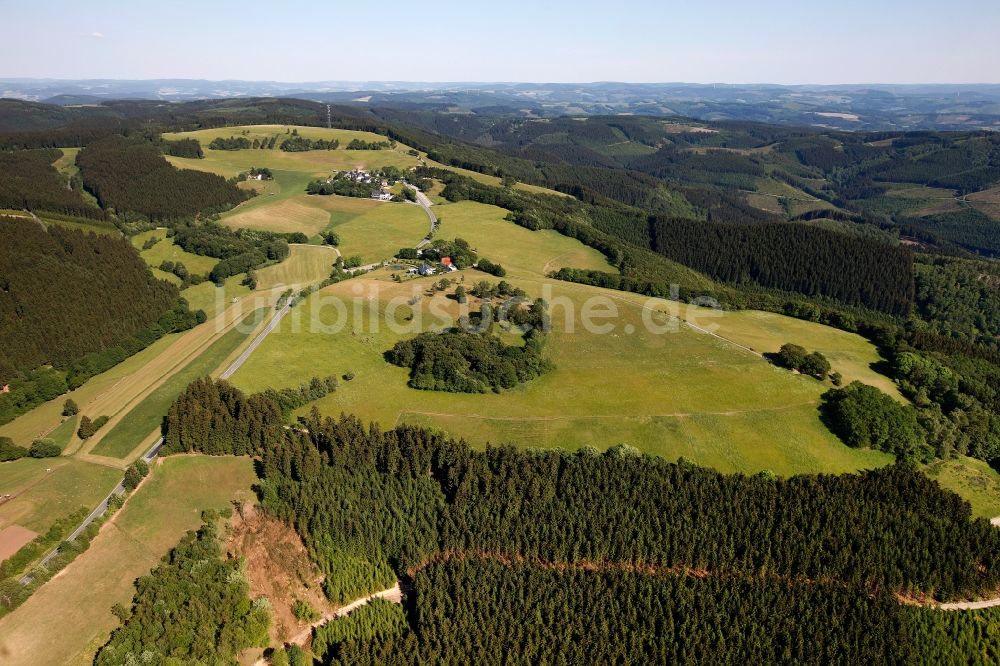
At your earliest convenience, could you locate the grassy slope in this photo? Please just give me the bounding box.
[0,455,256,666]
[90,309,265,458]
[926,456,1000,519]
[256,244,339,290]
[231,200,891,477]
[334,202,429,263]
[0,458,120,533]
[131,228,219,276]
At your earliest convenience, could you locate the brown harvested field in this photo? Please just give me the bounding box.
[967,185,1000,220]
[0,524,37,562]
[222,197,332,236]
[0,455,256,666]
[227,506,334,646]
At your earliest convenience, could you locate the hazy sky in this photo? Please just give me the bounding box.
[2,0,998,84]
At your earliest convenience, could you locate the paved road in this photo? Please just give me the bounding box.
[406,183,437,248]
[219,301,292,380]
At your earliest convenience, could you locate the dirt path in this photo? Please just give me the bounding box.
[285,585,403,648]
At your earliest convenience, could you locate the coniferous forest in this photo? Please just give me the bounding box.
[77,135,249,221]
[0,216,200,423]
[154,377,1000,663]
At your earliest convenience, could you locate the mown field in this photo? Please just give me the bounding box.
[0,457,120,534]
[255,244,339,289]
[230,200,893,477]
[0,455,256,666]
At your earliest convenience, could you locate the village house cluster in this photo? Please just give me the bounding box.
[406,255,459,277]
[336,168,393,200]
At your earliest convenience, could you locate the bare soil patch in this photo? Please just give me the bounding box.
[0,524,37,562]
[226,506,334,645]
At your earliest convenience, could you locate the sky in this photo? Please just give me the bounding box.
[2,0,998,84]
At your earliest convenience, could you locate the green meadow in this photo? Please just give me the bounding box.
[229,200,894,477]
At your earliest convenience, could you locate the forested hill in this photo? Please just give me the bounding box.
[0,217,200,423]
[76,136,249,221]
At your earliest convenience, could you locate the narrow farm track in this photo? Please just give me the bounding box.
[285,585,403,649]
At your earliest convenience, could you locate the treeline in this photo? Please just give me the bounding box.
[209,135,252,150]
[95,521,270,665]
[281,135,339,151]
[164,138,203,158]
[347,138,392,150]
[162,379,1000,604]
[0,148,106,219]
[77,136,250,221]
[649,217,915,315]
[0,217,201,423]
[170,222,290,284]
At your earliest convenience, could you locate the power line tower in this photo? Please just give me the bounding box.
[326,104,331,129]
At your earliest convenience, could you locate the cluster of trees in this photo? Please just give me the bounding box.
[77,414,109,440]
[412,238,478,268]
[308,174,381,198]
[387,307,551,393]
[475,257,506,277]
[0,148,105,219]
[281,135,339,151]
[260,375,338,413]
[169,223,290,284]
[161,377,284,455]
[0,218,201,424]
[346,139,392,150]
[77,136,250,221]
[649,217,915,315]
[208,136,252,150]
[211,134,281,151]
[771,343,833,380]
[914,257,1000,342]
[95,521,270,665]
[820,382,929,459]
[164,138,203,159]
[0,435,60,462]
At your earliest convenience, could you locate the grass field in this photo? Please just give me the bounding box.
[131,228,219,277]
[433,200,616,277]
[333,202,429,262]
[163,125,422,180]
[967,184,1000,220]
[231,273,890,476]
[90,309,266,459]
[0,458,120,534]
[0,455,256,666]
[48,415,78,450]
[256,244,339,289]
[926,456,1000,519]
[675,306,904,400]
[228,201,894,476]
